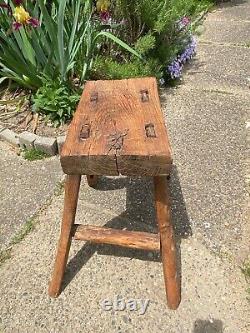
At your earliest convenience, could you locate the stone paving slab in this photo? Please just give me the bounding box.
[161,88,249,261]
[200,19,250,45]
[207,1,250,22]
[0,194,249,333]
[0,141,63,251]
[183,44,250,91]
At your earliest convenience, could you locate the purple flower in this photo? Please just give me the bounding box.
[167,36,197,79]
[178,36,197,63]
[167,60,183,79]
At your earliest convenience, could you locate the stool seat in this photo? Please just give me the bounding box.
[61,77,172,176]
[49,77,181,310]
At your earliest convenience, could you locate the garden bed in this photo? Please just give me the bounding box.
[0,89,67,137]
[0,0,215,149]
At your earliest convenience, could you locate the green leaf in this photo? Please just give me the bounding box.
[57,0,68,80]
[96,31,143,60]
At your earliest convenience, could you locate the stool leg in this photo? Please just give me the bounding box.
[86,175,98,187]
[154,176,180,309]
[48,175,81,297]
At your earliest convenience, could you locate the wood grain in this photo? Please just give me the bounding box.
[154,176,181,310]
[61,77,172,176]
[48,175,81,298]
[72,224,160,251]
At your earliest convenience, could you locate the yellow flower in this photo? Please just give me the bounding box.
[96,0,110,12]
[13,6,30,24]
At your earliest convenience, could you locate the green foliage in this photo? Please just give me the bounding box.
[0,217,37,266]
[241,260,250,298]
[0,0,141,90]
[92,56,160,80]
[11,217,36,244]
[242,261,250,280]
[134,34,156,55]
[100,0,214,79]
[0,248,11,266]
[0,0,214,124]
[23,148,49,161]
[32,78,80,125]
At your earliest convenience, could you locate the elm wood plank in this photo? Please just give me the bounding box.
[114,78,172,175]
[91,79,172,176]
[60,77,172,176]
[48,175,81,298]
[72,224,160,251]
[61,81,118,175]
[86,175,99,187]
[154,176,181,310]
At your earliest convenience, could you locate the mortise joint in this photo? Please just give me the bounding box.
[90,92,98,103]
[145,123,156,138]
[140,89,149,102]
[79,123,90,140]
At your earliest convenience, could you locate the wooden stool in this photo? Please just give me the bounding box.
[48,77,180,309]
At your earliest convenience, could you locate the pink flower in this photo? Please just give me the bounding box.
[14,0,23,5]
[99,10,110,23]
[177,16,191,31]
[12,21,22,30]
[27,17,39,28]
[181,16,190,26]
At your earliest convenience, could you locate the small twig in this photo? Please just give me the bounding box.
[32,113,39,133]
[0,109,28,121]
[0,110,17,118]
[24,112,33,129]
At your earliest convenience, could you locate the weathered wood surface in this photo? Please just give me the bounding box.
[61,77,172,176]
[154,176,180,310]
[72,224,160,251]
[48,175,81,298]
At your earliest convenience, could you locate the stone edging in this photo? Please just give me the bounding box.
[0,125,65,156]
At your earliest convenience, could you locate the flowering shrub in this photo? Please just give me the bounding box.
[0,0,214,124]
[91,0,213,82]
[167,35,197,80]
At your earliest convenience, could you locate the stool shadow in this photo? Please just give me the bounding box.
[61,165,192,293]
[193,319,223,333]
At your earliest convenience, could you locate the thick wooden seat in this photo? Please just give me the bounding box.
[49,78,180,310]
[61,77,172,176]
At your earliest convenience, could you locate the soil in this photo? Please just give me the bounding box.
[0,89,68,137]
